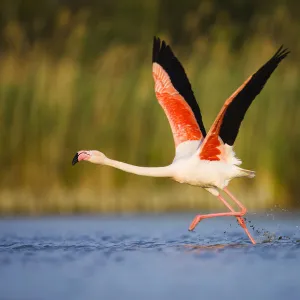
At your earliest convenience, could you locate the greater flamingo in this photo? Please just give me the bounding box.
[72,37,289,244]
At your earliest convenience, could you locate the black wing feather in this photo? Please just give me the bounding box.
[152,36,206,137]
[219,46,290,146]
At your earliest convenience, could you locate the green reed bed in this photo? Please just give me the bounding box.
[0,17,300,214]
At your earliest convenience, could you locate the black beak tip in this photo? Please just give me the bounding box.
[72,153,79,166]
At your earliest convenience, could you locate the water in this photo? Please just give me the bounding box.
[0,213,300,300]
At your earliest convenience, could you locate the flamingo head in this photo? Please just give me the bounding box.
[72,150,106,165]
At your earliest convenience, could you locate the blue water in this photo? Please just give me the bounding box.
[0,213,300,300]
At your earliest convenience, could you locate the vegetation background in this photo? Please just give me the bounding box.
[0,0,300,215]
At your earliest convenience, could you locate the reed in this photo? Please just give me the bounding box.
[0,8,300,214]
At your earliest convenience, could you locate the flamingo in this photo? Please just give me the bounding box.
[72,37,289,244]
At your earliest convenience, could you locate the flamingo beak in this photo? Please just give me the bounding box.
[72,153,79,166]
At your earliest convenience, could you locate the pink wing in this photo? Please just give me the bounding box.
[153,63,203,146]
[199,46,289,162]
[152,37,206,149]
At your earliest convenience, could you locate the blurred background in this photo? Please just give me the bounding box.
[0,0,299,215]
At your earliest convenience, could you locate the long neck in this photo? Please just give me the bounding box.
[102,157,174,178]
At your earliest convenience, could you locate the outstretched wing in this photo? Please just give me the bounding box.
[199,46,290,162]
[152,37,206,159]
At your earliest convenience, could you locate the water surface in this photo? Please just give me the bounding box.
[0,213,300,300]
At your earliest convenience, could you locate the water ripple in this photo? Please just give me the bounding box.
[0,215,300,300]
[1,232,299,264]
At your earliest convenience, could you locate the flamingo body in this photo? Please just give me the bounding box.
[171,150,251,191]
[72,37,290,245]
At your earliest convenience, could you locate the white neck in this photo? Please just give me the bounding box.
[99,157,174,178]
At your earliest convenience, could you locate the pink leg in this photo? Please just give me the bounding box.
[189,195,246,230]
[188,193,256,245]
[189,193,246,231]
[216,193,252,242]
[188,209,244,232]
[223,188,256,245]
[216,193,246,228]
[223,188,246,211]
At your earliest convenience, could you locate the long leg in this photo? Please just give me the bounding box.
[215,192,247,228]
[188,194,256,244]
[223,188,246,211]
[216,192,254,243]
[188,194,245,231]
[224,188,256,244]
